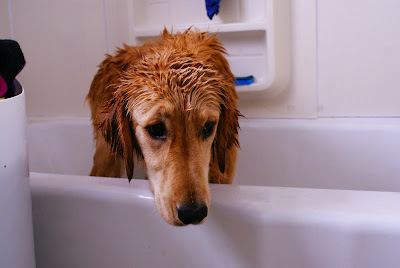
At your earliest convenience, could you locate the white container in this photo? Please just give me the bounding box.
[0,81,35,268]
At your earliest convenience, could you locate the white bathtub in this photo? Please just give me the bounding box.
[28,118,400,268]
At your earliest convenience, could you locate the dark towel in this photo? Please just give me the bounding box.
[0,39,25,98]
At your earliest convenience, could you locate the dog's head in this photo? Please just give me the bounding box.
[96,30,239,226]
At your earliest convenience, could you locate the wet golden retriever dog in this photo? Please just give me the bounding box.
[87,29,240,226]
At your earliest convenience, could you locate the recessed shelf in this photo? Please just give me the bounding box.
[134,22,267,38]
[130,0,291,95]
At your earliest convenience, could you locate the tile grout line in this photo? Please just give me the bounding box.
[7,0,15,39]
[101,0,110,54]
[315,0,320,119]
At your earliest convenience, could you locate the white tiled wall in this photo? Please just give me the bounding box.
[0,1,12,39]
[2,0,133,117]
[318,0,400,117]
[1,0,400,118]
[10,0,109,117]
[103,1,132,54]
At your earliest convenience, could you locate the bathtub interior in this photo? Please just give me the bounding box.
[28,117,400,192]
[28,118,146,180]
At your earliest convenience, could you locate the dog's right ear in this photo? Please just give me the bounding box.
[95,96,140,181]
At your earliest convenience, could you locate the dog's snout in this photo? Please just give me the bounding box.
[177,203,208,225]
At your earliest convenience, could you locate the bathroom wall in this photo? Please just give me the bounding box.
[317,0,400,117]
[0,1,11,38]
[1,0,399,119]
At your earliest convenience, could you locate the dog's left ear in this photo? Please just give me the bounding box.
[204,34,240,176]
[213,97,240,175]
[95,96,140,181]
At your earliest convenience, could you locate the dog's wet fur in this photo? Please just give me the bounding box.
[87,29,240,226]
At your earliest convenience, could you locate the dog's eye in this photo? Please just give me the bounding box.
[202,121,216,139]
[146,123,166,140]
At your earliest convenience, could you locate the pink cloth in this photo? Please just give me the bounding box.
[0,76,7,98]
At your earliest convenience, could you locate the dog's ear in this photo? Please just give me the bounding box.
[204,34,240,175]
[214,100,240,175]
[95,96,140,181]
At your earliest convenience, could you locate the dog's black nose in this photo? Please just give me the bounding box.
[177,203,208,225]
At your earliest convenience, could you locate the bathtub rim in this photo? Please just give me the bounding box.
[30,171,400,230]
